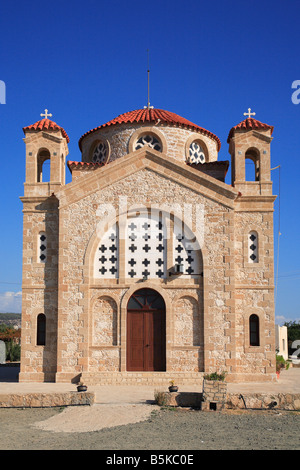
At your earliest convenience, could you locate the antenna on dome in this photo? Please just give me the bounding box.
[144,49,154,110]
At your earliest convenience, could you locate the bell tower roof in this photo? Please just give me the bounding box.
[227,117,274,143]
[23,117,70,143]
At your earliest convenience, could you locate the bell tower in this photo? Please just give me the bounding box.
[227,109,274,195]
[19,111,69,382]
[22,110,69,197]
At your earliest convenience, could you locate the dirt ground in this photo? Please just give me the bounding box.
[0,405,299,451]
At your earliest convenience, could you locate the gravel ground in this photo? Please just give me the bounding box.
[0,406,299,451]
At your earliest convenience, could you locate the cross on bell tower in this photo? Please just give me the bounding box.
[40,109,53,119]
[243,108,256,119]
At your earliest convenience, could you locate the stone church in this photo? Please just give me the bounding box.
[19,105,276,384]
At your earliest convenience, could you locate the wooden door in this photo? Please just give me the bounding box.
[127,289,166,371]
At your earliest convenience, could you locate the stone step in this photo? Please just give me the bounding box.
[80,372,205,386]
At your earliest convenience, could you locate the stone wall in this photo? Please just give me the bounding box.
[0,392,94,408]
[226,393,300,411]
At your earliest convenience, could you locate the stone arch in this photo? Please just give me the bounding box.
[185,133,209,163]
[128,126,167,154]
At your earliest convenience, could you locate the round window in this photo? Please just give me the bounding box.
[188,141,206,164]
[134,134,162,152]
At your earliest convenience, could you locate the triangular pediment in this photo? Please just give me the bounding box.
[59,147,238,208]
[232,129,273,144]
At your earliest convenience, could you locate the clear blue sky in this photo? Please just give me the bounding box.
[0,0,299,324]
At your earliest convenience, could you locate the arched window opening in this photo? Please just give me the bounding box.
[37,313,46,346]
[249,314,260,346]
[91,140,109,164]
[37,149,51,182]
[134,133,162,152]
[188,140,206,164]
[248,230,258,263]
[245,148,260,182]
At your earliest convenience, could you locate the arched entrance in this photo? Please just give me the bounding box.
[127,288,166,371]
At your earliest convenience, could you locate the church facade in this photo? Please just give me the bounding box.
[19,107,276,384]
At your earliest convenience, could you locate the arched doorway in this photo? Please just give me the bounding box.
[127,288,166,371]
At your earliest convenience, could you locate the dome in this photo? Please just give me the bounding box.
[78,108,221,151]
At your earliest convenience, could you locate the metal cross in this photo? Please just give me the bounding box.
[40,109,53,119]
[244,108,256,119]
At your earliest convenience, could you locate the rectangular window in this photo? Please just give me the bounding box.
[248,231,258,263]
[39,232,47,263]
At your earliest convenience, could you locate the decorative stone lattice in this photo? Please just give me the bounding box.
[94,223,119,278]
[126,213,167,279]
[92,141,107,163]
[188,141,205,164]
[93,213,202,280]
[39,232,47,263]
[248,231,258,263]
[134,134,162,152]
[173,220,200,277]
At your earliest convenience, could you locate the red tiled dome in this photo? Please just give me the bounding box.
[23,118,70,143]
[227,118,273,143]
[78,108,221,151]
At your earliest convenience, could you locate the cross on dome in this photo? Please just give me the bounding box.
[243,108,256,119]
[40,109,52,119]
